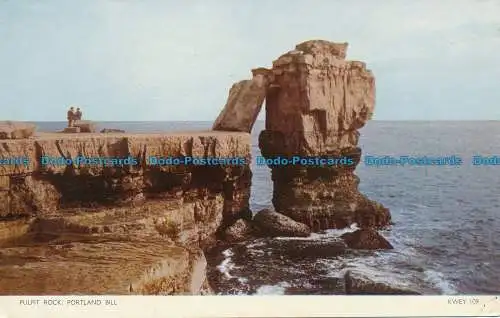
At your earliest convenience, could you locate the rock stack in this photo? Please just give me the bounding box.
[213,40,391,232]
[258,40,390,231]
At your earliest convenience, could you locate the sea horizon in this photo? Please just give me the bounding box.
[16,119,500,123]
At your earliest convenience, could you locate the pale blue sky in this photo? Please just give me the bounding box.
[1,0,499,121]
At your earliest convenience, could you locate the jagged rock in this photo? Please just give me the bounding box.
[0,129,252,295]
[0,132,251,234]
[0,237,211,295]
[285,277,345,295]
[0,131,252,296]
[199,278,213,295]
[73,120,96,133]
[269,239,347,258]
[212,68,271,133]
[7,176,61,217]
[101,128,125,133]
[258,40,390,230]
[341,229,393,250]
[0,121,36,139]
[62,127,80,133]
[253,209,311,237]
[344,271,420,295]
[224,219,254,242]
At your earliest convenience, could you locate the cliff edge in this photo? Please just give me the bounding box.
[258,40,390,230]
[0,131,251,295]
[212,40,390,231]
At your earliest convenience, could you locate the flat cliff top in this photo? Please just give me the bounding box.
[30,130,250,140]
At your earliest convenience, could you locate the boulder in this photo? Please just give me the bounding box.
[62,127,80,133]
[253,209,311,237]
[100,128,125,133]
[258,40,391,231]
[0,121,36,139]
[212,68,271,133]
[296,40,348,60]
[224,219,254,242]
[341,229,393,250]
[344,271,420,295]
[285,277,345,295]
[73,120,96,133]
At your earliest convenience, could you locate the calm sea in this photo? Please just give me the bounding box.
[34,120,500,295]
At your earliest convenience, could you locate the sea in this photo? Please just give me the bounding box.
[34,120,500,295]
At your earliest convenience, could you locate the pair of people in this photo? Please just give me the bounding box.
[67,106,82,127]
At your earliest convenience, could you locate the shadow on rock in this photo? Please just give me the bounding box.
[344,270,421,295]
[268,239,347,259]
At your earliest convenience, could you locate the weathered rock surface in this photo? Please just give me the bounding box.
[253,208,311,237]
[212,68,271,133]
[271,239,347,258]
[101,128,126,133]
[25,196,225,247]
[0,132,251,226]
[341,229,393,250]
[6,176,61,217]
[0,236,210,295]
[0,131,251,295]
[73,120,96,133]
[0,199,218,295]
[0,121,36,139]
[62,127,80,133]
[258,40,391,230]
[224,219,255,242]
[344,271,421,295]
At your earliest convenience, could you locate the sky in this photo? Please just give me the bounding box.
[1,0,500,121]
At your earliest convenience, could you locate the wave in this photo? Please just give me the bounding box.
[254,282,291,295]
[424,270,457,295]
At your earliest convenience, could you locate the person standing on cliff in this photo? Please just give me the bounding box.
[67,106,76,127]
[75,107,82,120]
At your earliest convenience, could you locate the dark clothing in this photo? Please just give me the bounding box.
[75,111,82,120]
[67,109,76,127]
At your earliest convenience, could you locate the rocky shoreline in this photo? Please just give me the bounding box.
[0,40,414,295]
[0,132,251,295]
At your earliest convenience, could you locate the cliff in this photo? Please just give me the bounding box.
[258,40,391,230]
[1,39,392,296]
[0,131,251,295]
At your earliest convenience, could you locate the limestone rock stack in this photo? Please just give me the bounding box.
[258,40,391,230]
[212,68,271,133]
